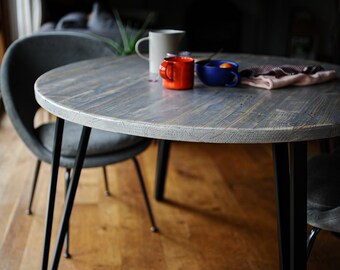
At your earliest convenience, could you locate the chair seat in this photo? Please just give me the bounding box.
[37,121,145,157]
[307,148,340,231]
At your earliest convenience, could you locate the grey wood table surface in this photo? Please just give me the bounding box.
[34,53,340,270]
[35,53,340,144]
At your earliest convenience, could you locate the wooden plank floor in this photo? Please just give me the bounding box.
[0,113,339,270]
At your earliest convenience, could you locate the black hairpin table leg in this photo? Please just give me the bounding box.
[49,125,92,270]
[41,118,65,270]
[289,141,307,270]
[273,143,290,270]
[154,140,171,201]
[272,141,307,270]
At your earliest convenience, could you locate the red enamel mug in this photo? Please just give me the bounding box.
[159,56,194,90]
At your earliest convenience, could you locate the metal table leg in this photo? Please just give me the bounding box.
[273,143,290,270]
[49,125,91,270]
[63,168,71,259]
[289,141,307,270]
[39,122,91,270]
[154,140,171,201]
[41,118,65,270]
[272,142,307,270]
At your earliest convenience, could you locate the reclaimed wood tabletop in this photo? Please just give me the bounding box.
[35,53,340,144]
[34,52,340,270]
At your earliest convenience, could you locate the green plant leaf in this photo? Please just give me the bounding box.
[88,32,124,55]
[134,12,154,42]
[91,9,153,56]
[113,9,154,55]
[113,9,130,54]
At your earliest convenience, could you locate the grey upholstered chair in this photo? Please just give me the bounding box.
[307,146,340,259]
[1,31,157,257]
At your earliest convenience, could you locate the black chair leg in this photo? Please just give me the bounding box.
[132,157,158,232]
[307,227,321,260]
[63,168,71,259]
[26,159,42,215]
[102,166,110,196]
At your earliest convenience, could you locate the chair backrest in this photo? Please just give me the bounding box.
[1,31,116,161]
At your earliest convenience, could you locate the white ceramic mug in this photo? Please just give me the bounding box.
[135,29,186,73]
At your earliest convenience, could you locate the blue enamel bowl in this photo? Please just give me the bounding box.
[195,60,240,87]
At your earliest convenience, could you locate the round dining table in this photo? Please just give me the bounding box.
[35,53,340,270]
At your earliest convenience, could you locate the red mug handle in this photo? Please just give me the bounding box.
[159,61,174,81]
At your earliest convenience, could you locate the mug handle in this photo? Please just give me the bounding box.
[135,37,149,61]
[224,71,239,87]
[159,62,174,81]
